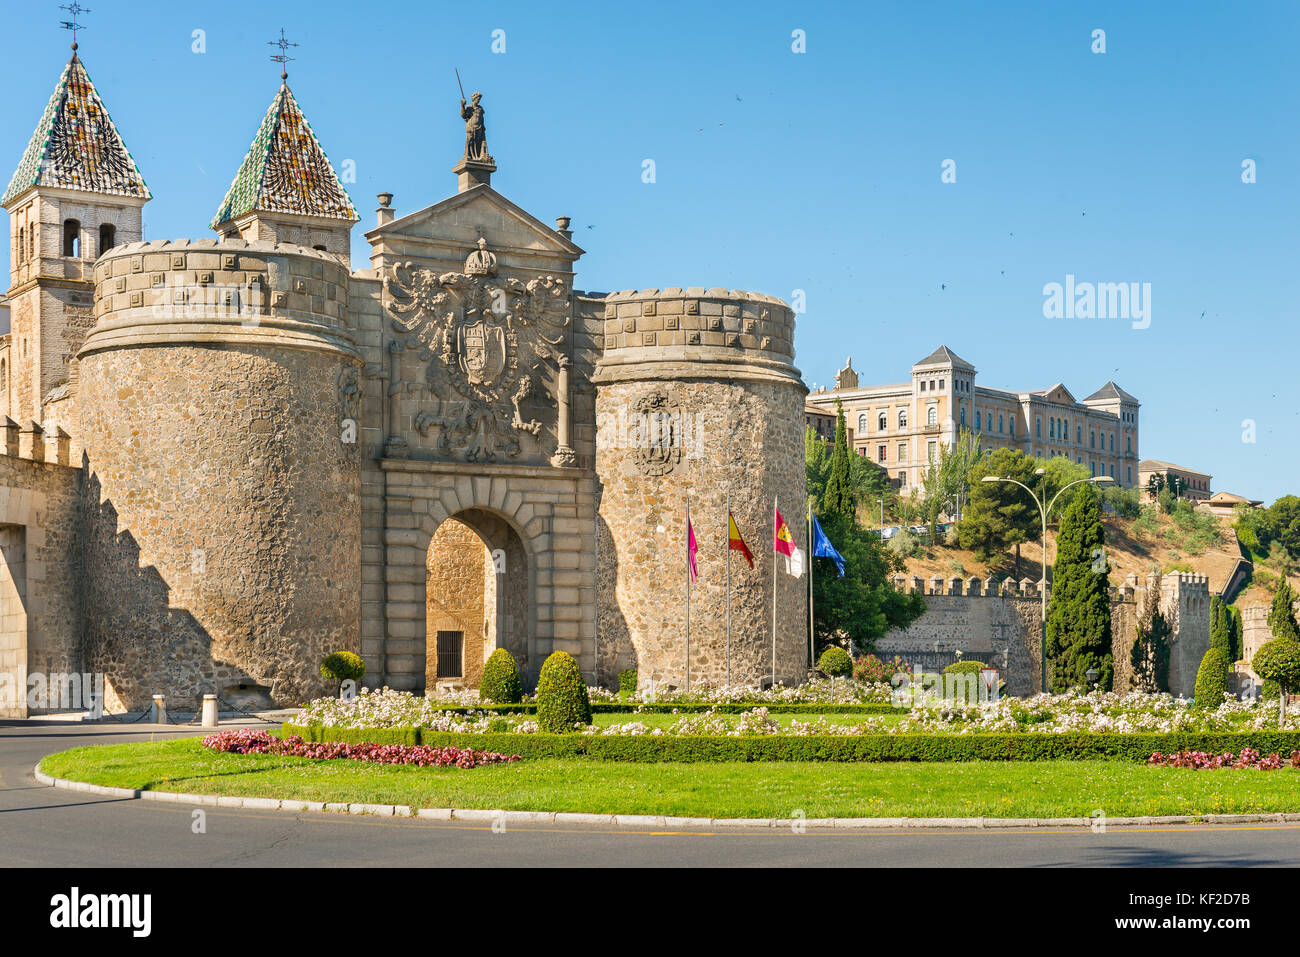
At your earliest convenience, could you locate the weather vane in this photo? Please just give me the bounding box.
[59,2,90,48]
[268,27,297,80]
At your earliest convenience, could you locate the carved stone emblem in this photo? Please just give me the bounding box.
[384,247,571,462]
[630,391,682,477]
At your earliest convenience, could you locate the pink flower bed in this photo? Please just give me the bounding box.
[1147,748,1300,771]
[202,729,520,768]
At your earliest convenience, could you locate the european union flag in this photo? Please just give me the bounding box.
[811,516,846,578]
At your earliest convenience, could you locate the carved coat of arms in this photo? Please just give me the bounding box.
[384,240,571,462]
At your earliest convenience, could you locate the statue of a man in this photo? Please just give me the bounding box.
[460,91,492,164]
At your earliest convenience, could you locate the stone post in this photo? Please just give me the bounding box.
[151,694,167,724]
[0,417,18,458]
[200,693,218,728]
[18,421,43,463]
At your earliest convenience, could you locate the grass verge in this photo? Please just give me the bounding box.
[38,738,1300,819]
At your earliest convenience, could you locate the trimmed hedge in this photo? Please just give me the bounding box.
[535,651,592,732]
[282,724,1300,764]
[480,649,523,704]
[1193,648,1230,709]
[817,648,853,678]
[618,669,638,695]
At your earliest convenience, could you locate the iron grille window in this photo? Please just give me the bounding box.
[437,631,464,678]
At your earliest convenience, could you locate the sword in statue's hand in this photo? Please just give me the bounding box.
[456,67,466,104]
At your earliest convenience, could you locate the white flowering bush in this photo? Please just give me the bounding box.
[291,687,1292,738]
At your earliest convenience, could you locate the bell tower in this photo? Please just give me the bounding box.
[2,30,149,425]
[211,33,358,264]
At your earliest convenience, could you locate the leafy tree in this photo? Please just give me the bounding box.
[1045,487,1113,691]
[823,401,856,519]
[957,448,1038,568]
[1129,572,1171,692]
[1267,579,1300,643]
[817,647,852,678]
[1259,496,1300,559]
[1252,639,1300,727]
[805,426,830,508]
[922,430,982,526]
[1036,456,1092,516]
[811,511,925,657]
[1102,485,1141,519]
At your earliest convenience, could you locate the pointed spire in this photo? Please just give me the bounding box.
[210,82,358,229]
[2,50,149,207]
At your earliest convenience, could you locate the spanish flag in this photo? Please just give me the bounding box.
[774,507,797,557]
[728,512,754,569]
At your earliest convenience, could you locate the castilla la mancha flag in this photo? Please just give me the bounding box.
[728,512,754,569]
[774,508,796,557]
[687,510,699,583]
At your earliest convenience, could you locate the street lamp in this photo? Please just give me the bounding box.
[981,471,1113,693]
[1086,666,1099,691]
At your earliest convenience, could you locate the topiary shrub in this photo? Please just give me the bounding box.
[1193,648,1230,709]
[818,647,852,678]
[942,660,987,675]
[320,651,366,684]
[618,668,638,696]
[535,651,592,733]
[1252,639,1300,727]
[480,648,523,704]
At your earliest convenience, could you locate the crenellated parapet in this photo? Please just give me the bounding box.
[595,287,799,387]
[84,238,357,361]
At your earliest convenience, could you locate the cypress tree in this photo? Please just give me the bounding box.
[1230,605,1244,660]
[1045,488,1113,691]
[1267,580,1300,643]
[1209,596,1232,659]
[823,400,856,519]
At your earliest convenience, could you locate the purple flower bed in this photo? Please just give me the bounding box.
[202,729,520,768]
[1148,748,1300,771]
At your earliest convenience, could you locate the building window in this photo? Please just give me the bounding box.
[1109,433,1115,452]
[28,224,35,259]
[1009,417,1014,436]
[1090,430,1095,449]
[857,447,865,456]
[98,224,116,256]
[998,413,1003,434]
[1126,436,1132,453]
[1049,419,1055,439]
[436,631,464,679]
[1076,425,1082,443]
[878,445,887,462]
[898,409,907,429]
[927,406,938,426]
[62,219,81,257]
[960,407,966,426]
[927,440,938,462]
[859,414,868,433]
[976,411,982,431]
[898,442,907,462]
[920,380,926,392]
[877,411,887,432]
[1110,464,1115,478]
[1036,417,1041,438]
[1127,466,1132,483]
[17,227,24,262]
[938,379,945,390]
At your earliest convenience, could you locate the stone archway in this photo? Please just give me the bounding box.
[424,508,530,693]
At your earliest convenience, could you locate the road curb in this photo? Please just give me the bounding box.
[33,762,1300,829]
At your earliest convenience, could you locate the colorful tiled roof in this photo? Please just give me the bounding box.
[211,83,359,228]
[2,53,150,207]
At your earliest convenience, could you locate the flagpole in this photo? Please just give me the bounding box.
[808,497,815,676]
[685,497,691,694]
[726,489,732,688]
[771,494,778,689]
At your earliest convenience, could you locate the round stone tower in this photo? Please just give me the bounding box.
[78,239,362,711]
[593,287,808,690]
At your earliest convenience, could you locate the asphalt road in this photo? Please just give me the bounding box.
[3,721,1300,867]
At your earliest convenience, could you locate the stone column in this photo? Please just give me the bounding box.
[550,355,578,468]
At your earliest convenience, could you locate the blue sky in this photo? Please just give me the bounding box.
[3,1,1297,500]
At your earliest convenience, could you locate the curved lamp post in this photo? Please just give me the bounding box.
[980,470,1113,693]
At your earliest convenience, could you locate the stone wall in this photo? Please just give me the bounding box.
[593,288,808,689]
[77,239,362,711]
[0,448,83,717]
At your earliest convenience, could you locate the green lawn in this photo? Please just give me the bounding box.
[38,738,1300,819]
